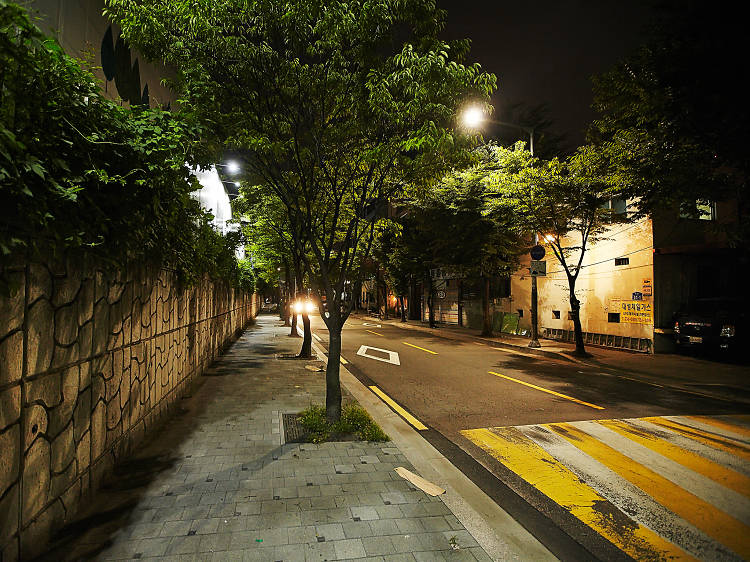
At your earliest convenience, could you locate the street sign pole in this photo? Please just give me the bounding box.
[528,244,545,348]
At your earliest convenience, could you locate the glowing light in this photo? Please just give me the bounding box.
[225,160,240,173]
[305,301,315,314]
[543,234,557,243]
[293,301,303,313]
[462,106,484,128]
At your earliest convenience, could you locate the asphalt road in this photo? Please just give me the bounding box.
[304,313,750,561]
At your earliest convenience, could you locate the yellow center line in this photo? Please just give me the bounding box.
[403,342,438,355]
[365,329,384,336]
[369,385,427,430]
[340,356,348,365]
[488,371,604,410]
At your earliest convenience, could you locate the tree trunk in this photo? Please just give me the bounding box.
[481,275,493,337]
[382,281,389,320]
[298,312,312,358]
[325,323,343,423]
[458,279,463,327]
[427,276,436,328]
[399,295,406,322]
[569,278,586,356]
[376,272,382,319]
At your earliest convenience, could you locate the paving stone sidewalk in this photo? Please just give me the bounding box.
[41,315,491,561]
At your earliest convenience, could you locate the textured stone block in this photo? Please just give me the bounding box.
[25,372,61,409]
[0,330,23,386]
[73,386,91,442]
[92,299,110,354]
[75,429,90,473]
[0,424,20,496]
[51,265,81,308]
[54,304,79,347]
[22,438,51,523]
[23,404,47,452]
[0,482,19,543]
[0,385,21,431]
[90,399,106,462]
[50,455,76,499]
[27,264,51,304]
[20,499,64,560]
[25,298,55,377]
[50,422,74,473]
[0,272,24,339]
[77,319,93,358]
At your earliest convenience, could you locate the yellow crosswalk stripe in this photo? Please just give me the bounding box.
[598,419,750,496]
[644,417,750,461]
[461,426,693,561]
[547,422,750,559]
[685,415,750,440]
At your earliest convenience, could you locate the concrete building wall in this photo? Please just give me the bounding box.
[511,217,655,351]
[0,257,259,561]
[27,0,175,107]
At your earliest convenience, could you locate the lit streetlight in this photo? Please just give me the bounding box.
[461,106,541,348]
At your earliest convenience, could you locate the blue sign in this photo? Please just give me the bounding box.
[632,292,643,301]
[530,245,546,260]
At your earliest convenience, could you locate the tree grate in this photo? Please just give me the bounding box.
[283,413,307,443]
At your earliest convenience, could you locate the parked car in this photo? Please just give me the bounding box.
[674,297,746,353]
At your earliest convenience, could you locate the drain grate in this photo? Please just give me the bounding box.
[283,413,307,443]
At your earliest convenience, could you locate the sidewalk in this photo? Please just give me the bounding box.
[356,314,750,405]
[40,315,550,561]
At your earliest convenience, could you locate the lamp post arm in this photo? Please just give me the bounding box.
[488,120,535,157]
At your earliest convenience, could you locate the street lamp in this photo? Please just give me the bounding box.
[461,106,541,348]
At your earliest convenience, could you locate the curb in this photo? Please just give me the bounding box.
[307,335,556,562]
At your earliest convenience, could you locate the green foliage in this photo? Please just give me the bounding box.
[0,2,245,290]
[298,403,389,444]
[237,257,256,293]
[588,1,747,241]
[104,0,495,319]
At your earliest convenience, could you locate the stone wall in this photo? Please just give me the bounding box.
[0,258,259,560]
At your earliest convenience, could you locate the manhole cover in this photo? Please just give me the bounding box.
[283,414,307,443]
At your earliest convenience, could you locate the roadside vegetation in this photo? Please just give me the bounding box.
[298,404,389,444]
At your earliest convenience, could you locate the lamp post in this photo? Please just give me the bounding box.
[461,107,540,347]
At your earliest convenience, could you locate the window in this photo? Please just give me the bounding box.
[517,309,524,318]
[601,197,627,215]
[552,310,561,319]
[680,199,715,221]
[615,257,629,266]
[608,313,621,323]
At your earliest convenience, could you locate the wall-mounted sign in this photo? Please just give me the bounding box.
[530,260,546,276]
[437,290,446,299]
[642,279,652,296]
[619,300,653,324]
[632,292,643,301]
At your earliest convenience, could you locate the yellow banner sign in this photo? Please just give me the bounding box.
[619,300,653,324]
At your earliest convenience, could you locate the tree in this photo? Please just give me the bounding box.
[235,183,313,358]
[491,145,624,356]
[588,0,748,244]
[106,0,495,422]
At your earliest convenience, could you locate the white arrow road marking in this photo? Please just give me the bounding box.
[356,345,400,365]
[362,322,382,328]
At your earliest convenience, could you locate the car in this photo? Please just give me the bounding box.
[674,297,746,354]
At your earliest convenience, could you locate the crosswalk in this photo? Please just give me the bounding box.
[461,415,750,561]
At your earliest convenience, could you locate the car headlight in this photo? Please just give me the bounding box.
[293,301,302,314]
[720,324,735,337]
[305,301,315,314]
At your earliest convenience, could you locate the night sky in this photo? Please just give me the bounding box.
[437,1,656,147]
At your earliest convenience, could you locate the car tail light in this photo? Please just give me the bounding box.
[674,321,680,334]
[720,324,735,337]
